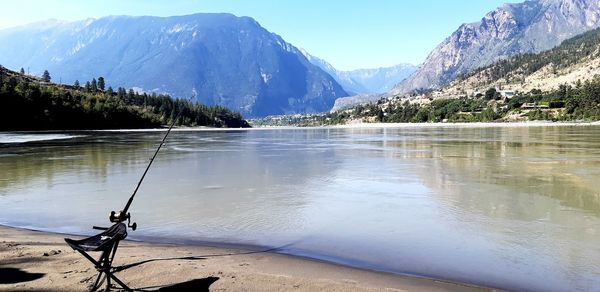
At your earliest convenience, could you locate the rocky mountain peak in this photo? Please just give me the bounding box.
[391,0,600,96]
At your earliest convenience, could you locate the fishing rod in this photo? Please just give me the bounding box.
[108,97,193,230]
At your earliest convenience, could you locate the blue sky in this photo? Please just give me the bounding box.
[0,0,521,70]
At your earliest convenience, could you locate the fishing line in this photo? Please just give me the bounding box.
[109,96,195,230]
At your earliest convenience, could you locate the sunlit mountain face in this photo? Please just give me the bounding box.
[0,13,348,117]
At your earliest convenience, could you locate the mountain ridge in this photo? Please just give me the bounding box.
[391,0,600,96]
[0,13,348,117]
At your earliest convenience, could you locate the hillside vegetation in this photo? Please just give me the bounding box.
[471,27,600,81]
[0,66,249,130]
[322,78,600,125]
[442,27,600,96]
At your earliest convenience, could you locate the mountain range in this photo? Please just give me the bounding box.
[300,49,417,95]
[0,13,348,117]
[1,0,599,118]
[391,0,600,96]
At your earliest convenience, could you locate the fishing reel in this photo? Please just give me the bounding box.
[109,210,137,231]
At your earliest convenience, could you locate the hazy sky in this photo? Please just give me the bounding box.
[0,0,521,70]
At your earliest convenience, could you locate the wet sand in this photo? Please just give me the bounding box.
[0,225,489,291]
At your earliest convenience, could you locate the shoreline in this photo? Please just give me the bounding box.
[86,120,600,130]
[2,120,600,134]
[0,224,490,291]
[329,120,600,128]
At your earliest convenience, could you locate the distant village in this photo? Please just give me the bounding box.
[385,87,554,111]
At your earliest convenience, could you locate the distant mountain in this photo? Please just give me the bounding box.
[300,49,417,94]
[0,14,348,117]
[392,0,600,96]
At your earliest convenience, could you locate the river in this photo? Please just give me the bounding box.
[1,126,600,291]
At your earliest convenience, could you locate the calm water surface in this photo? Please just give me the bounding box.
[1,127,600,291]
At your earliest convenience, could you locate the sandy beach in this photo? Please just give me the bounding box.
[0,225,490,292]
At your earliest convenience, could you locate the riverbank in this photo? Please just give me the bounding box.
[4,121,599,136]
[328,121,600,129]
[99,120,600,131]
[0,225,487,292]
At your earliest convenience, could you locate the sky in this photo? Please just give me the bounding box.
[0,0,522,71]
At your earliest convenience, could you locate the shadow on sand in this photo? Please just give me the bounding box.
[116,243,294,273]
[75,243,297,291]
[0,267,45,284]
[134,277,220,292]
[113,256,207,272]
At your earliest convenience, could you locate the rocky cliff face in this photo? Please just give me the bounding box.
[0,14,348,117]
[392,0,600,95]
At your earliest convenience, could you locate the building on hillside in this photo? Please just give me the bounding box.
[521,103,536,109]
[472,91,484,98]
[432,90,445,97]
[521,103,549,110]
[500,90,515,98]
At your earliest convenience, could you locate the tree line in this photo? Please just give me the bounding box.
[0,67,249,130]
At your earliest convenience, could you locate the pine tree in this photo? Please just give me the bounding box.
[91,78,97,92]
[128,89,135,102]
[117,87,124,99]
[377,108,384,122]
[85,81,91,92]
[20,68,25,75]
[42,70,51,82]
[74,80,80,88]
[97,77,105,91]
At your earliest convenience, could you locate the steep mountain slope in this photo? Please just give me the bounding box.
[392,0,600,95]
[301,50,417,94]
[439,26,600,96]
[0,14,348,117]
